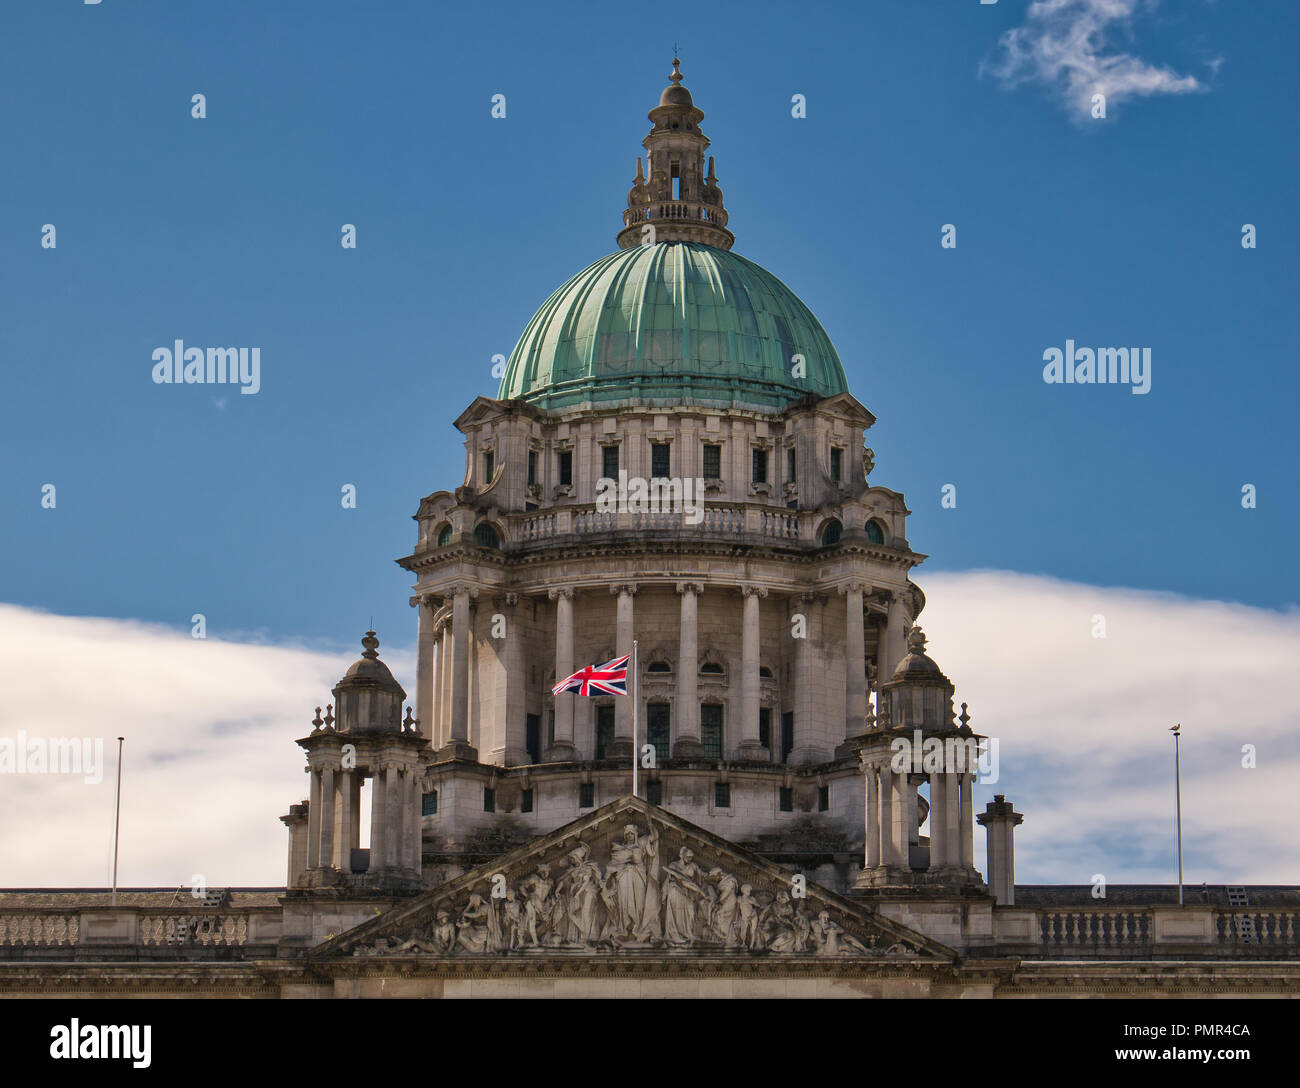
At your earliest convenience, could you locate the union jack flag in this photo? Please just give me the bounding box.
[551,654,629,697]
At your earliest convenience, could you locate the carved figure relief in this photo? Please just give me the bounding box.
[352,820,919,959]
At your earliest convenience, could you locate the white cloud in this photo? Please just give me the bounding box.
[1,574,1295,889]
[914,571,1300,886]
[0,606,413,889]
[983,0,1207,117]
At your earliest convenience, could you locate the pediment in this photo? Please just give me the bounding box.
[319,796,955,961]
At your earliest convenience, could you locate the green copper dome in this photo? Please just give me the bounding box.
[497,243,848,412]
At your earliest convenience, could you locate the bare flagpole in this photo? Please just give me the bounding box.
[631,640,639,798]
[1172,723,1184,907]
[111,736,124,907]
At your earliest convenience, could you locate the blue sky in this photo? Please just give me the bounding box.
[2,0,1297,649]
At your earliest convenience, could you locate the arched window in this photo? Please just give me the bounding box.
[759,666,774,679]
[820,518,842,546]
[865,519,885,545]
[436,524,452,547]
[700,662,724,675]
[647,661,672,674]
[473,523,500,548]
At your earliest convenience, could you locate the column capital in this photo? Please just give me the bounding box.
[838,581,869,597]
[741,584,768,599]
[676,581,704,596]
[798,589,820,605]
[610,583,639,597]
[450,583,480,600]
[499,591,521,608]
[548,586,576,601]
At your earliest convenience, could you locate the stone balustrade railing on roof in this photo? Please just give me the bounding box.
[0,907,282,958]
[989,906,1300,960]
[508,503,807,548]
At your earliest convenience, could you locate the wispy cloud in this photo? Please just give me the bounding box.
[982,0,1208,118]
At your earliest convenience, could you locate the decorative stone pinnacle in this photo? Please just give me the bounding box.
[669,57,683,86]
[959,702,971,729]
[311,706,323,732]
[361,630,380,659]
[323,704,335,730]
[906,625,927,654]
[402,706,416,732]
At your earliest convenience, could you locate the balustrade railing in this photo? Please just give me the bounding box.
[1039,910,1152,950]
[1216,910,1300,947]
[0,912,80,947]
[507,503,803,544]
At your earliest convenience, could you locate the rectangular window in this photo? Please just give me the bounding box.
[527,450,537,486]
[521,788,534,814]
[700,704,723,761]
[483,787,496,813]
[558,450,572,487]
[579,782,595,809]
[714,782,731,808]
[671,162,681,200]
[647,703,671,765]
[752,447,768,485]
[483,450,495,481]
[602,444,620,480]
[702,443,722,479]
[546,710,555,748]
[759,706,772,751]
[651,442,671,478]
[787,447,796,483]
[647,779,663,806]
[818,786,829,812]
[779,786,794,813]
[595,704,615,760]
[781,711,794,763]
[830,446,842,483]
[525,713,541,764]
[421,789,438,817]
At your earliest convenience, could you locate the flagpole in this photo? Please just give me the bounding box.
[111,736,124,907]
[631,639,639,799]
[1172,723,1184,907]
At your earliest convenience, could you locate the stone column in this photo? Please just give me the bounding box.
[547,587,577,761]
[877,767,897,866]
[334,769,352,870]
[442,586,478,761]
[610,584,637,759]
[370,765,387,872]
[958,772,974,869]
[306,767,322,868]
[891,771,909,869]
[977,795,1023,906]
[384,761,400,869]
[315,769,332,868]
[673,582,704,758]
[738,586,768,760]
[929,772,950,869]
[864,762,880,868]
[789,591,822,764]
[502,593,529,765]
[944,771,961,870]
[437,627,451,748]
[415,596,437,738]
[842,583,867,741]
[409,771,424,874]
[882,591,909,683]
